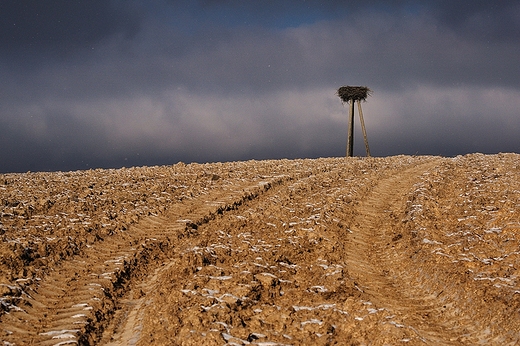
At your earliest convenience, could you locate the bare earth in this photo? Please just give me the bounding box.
[1,154,519,345]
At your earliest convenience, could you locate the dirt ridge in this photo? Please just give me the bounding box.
[0,175,289,345]
[2,154,519,345]
[106,157,439,345]
[345,160,476,344]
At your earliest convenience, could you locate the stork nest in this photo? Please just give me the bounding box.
[336,86,372,103]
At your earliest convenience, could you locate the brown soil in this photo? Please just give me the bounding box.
[1,154,519,345]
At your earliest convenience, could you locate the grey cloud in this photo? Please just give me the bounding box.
[195,0,520,42]
[0,0,141,65]
[1,1,519,173]
[361,86,520,156]
[427,0,520,42]
[157,13,520,94]
[4,11,518,106]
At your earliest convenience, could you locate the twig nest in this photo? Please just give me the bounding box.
[336,86,371,103]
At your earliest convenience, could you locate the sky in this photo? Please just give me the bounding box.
[1,0,519,173]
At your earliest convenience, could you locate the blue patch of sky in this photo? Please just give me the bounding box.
[202,4,341,29]
[146,1,346,33]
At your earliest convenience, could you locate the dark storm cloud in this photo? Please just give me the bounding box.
[141,0,520,92]
[0,0,140,63]
[196,0,520,42]
[429,0,520,42]
[0,1,519,173]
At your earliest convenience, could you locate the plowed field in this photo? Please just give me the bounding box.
[1,154,519,345]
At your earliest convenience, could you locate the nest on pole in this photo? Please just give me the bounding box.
[336,86,372,103]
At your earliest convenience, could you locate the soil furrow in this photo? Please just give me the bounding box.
[345,160,478,344]
[3,155,518,345]
[101,158,434,345]
[0,175,289,345]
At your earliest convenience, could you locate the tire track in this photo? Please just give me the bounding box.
[101,161,362,345]
[345,160,478,344]
[100,157,438,345]
[0,175,290,345]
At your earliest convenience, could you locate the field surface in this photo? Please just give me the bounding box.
[1,154,519,345]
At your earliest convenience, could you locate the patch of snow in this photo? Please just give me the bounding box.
[484,227,502,234]
[309,286,328,293]
[209,275,232,281]
[40,330,80,337]
[301,319,323,326]
[422,238,442,245]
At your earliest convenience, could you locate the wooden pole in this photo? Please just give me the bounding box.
[347,99,354,157]
[357,101,371,157]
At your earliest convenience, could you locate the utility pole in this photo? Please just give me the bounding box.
[347,99,355,157]
[357,100,371,157]
[336,86,372,157]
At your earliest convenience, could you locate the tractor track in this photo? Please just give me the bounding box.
[2,155,519,345]
[344,161,480,345]
[0,175,290,345]
[100,157,459,345]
